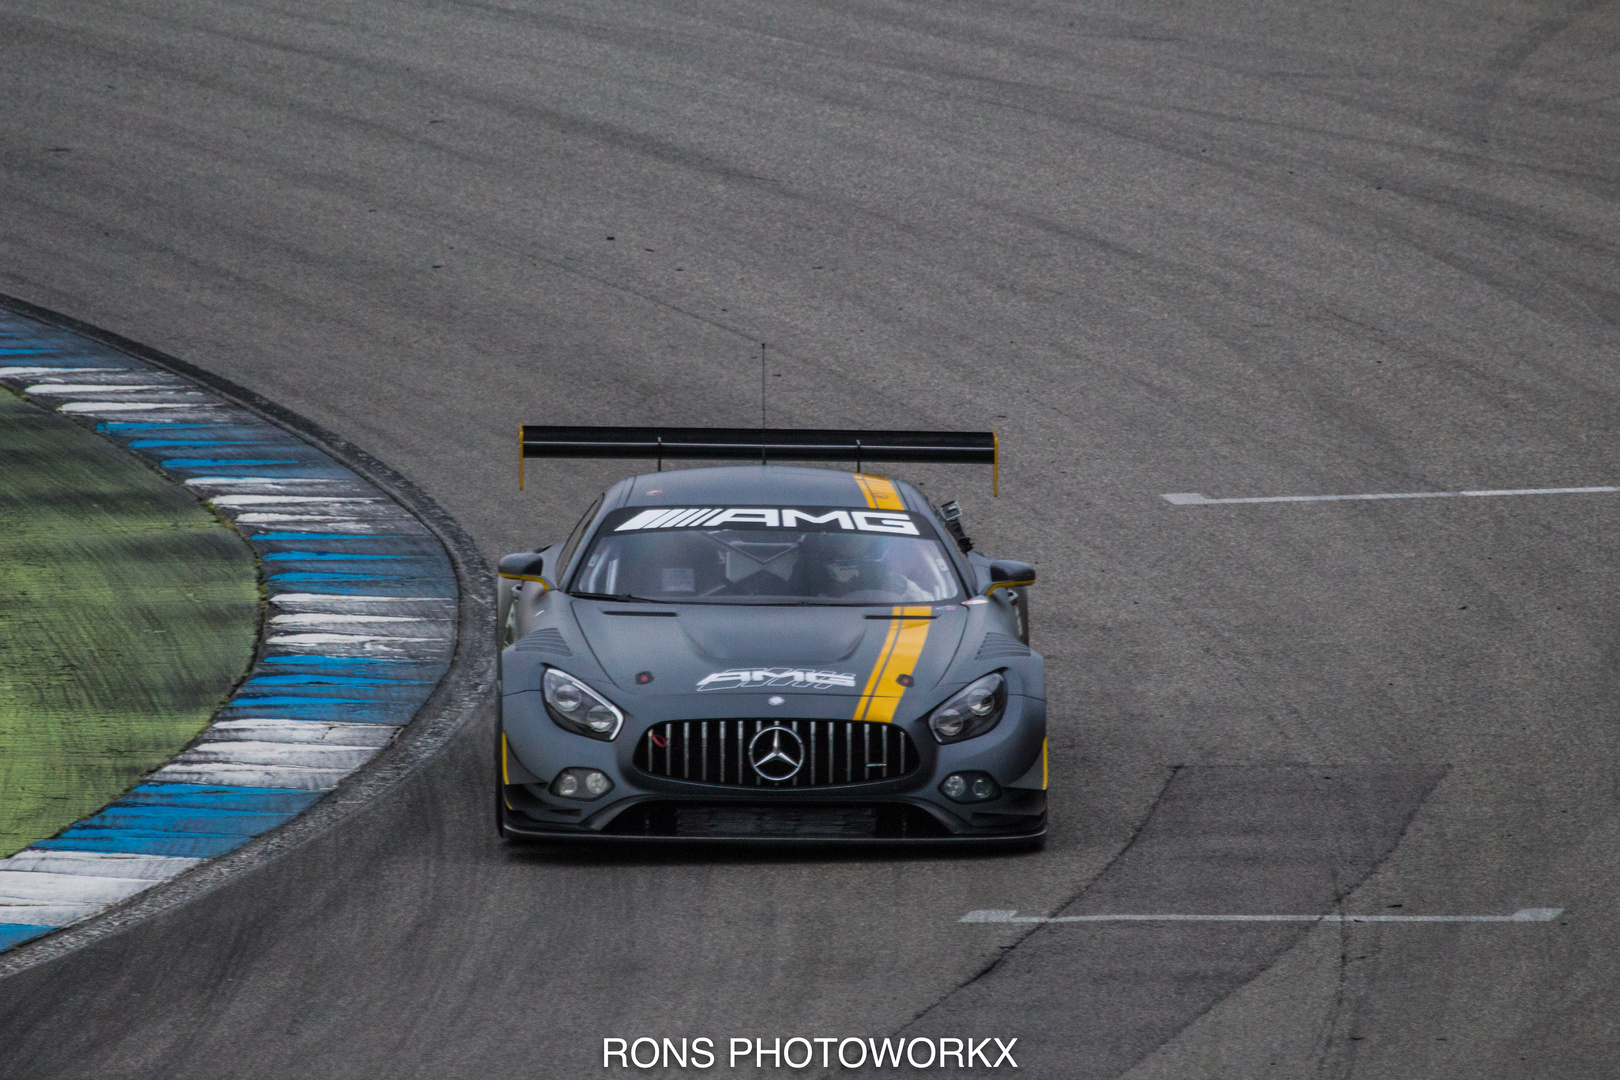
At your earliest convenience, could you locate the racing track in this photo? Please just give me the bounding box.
[1,0,1617,1075]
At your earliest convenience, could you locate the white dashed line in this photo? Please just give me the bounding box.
[959,908,1564,923]
[1163,487,1620,506]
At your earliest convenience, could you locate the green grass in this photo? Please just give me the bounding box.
[0,390,259,858]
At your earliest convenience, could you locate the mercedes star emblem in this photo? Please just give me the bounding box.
[748,725,805,781]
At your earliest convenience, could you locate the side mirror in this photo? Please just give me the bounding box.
[498,546,556,647]
[985,559,1035,594]
[498,549,553,583]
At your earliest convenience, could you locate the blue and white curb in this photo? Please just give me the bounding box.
[0,309,456,953]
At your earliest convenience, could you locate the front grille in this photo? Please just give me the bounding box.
[632,719,920,787]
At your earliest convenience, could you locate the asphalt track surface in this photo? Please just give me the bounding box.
[1,0,1617,1076]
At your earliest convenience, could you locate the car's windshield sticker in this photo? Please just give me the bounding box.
[614,506,920,536]
[696,668,859,692]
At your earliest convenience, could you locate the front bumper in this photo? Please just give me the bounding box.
[500,790,1046,844]
[499,693,1047,844]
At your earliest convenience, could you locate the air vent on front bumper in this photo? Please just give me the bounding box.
[633,719,920,787]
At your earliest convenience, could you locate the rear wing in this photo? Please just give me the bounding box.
[520,425,998,494]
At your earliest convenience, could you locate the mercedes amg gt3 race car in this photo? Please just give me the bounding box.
[496,427,1044,844]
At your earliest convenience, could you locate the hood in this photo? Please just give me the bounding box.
[572,601,967,705]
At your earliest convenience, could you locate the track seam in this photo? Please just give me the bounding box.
[886,765,1182,1038]
[884,763,1450,1079]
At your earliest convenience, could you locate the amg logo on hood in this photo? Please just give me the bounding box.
[696,668,859,692]
[616,507,920,536]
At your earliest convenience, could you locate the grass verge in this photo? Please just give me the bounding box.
[0,390,258,858]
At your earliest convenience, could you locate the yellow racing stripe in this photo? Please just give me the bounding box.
[854,614,902,719]
[854,473,904,510]
[854,605,933,722]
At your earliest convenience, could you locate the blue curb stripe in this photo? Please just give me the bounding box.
[269,584,441,595]
[229,696,395,707]
[267,572,407,582]
[245,675,432,687]
[128,439,264,448]
[263,552,413,561]
[33,833,257,859]
[0,926,55,950]
[121,784,325,814]
[251,537,387,544]
[55,805,300,836]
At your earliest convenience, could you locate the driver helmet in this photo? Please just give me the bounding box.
[821,533,882,584]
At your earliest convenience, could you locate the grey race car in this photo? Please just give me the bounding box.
[496,453,1044,844]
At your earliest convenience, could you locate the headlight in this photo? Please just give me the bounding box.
[927,672,1007,743]
[543,667,624,740]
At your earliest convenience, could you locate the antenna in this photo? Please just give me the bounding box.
[760,342,767,463]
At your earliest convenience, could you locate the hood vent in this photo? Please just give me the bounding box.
[512,628,571,655]
[976,632,1030,660]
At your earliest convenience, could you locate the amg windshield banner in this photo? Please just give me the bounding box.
[603,1036,1018,1070]
[608,506,927,536]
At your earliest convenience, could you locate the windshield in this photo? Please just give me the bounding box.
[570,506,965,605]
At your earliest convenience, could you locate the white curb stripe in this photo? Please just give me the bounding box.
[59,402,197,412]
[203,720,397,746]
[0,851,202,879]
[269,613,433,626]
[25,383,176,394]
[144,763,359,790]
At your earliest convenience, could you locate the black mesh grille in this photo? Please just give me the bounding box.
[602,802,949,839]
[632,719,920,787]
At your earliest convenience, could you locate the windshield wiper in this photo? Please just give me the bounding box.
[570,591,670,603]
